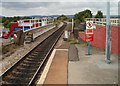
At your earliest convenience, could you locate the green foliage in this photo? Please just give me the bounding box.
[3,20,10,28]
[67,17,72,22]
[74,19,81,24]
[68,38,87,46]
[68,38,80,44]
[2,16,31,28]
[0,23,3,26]
[57,14,74,22]
[57,15,68,21]
[95,11,103,18]
[74,9,93,24]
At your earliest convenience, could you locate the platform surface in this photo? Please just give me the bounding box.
[68,44,118,84]
[44,49,68,84]
[37,48,68,85]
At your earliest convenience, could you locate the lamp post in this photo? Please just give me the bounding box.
[72,18,74,33]
[105,1,111,64]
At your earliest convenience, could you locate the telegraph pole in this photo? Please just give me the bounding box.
[105,1,111,64]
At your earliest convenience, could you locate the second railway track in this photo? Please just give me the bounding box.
[1,22,67,86]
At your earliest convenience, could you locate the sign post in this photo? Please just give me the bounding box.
[86,21,94,55]
[88,42,91,55]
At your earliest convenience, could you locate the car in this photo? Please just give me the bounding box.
[2,34,9,39]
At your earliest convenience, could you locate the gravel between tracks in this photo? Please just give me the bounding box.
[0,22,63,74]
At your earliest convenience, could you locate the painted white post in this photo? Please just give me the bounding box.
[30,19,31,29]
[23,21,24,32]
[34,19,36,27]
[38,19,40,27]
[72,18,74,33]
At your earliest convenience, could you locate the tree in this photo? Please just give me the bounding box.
[67,17,72,22]
[74,9,92,24]
[3,20,10,28]
[2,16,31,28]
[95,11,103,18]
[57,15,68,21]
[74,19,81,24]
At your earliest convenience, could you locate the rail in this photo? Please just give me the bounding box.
[0,22,67,86]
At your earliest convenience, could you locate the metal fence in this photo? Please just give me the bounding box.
[85,18,120,26]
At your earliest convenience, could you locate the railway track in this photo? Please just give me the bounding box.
[0,22,67,86]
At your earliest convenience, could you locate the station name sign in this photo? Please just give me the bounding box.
[18,23,33,27]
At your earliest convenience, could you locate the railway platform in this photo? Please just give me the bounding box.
[37,41,118,85]
[68,44,118,85]
[37,44,69,85]
[37,22,118,85]
[44,49,68,84]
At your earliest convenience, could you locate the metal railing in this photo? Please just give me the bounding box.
[85,18,120,26]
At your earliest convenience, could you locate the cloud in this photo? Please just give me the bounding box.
[1,0,119,2]
[2,2,59,10]
[1,2,119,16]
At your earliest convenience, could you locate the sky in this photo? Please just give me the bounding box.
[0,0,119,17]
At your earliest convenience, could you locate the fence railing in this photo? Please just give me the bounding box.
[85,18,120,26]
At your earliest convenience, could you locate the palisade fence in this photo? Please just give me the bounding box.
[85,18,120,26]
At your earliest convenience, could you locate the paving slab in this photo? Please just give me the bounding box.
[68,44,118,84]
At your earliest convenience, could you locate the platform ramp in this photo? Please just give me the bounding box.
[69,44,79,61]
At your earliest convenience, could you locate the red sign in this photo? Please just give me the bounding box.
[85,21,94,42]
[86,29,94,34]
[85,34,94,42]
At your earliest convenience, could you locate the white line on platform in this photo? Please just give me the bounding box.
[56,49,68,51]
[37,49,57,85]
[36,48,68,85]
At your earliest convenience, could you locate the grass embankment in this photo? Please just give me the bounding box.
[0,23,3,27]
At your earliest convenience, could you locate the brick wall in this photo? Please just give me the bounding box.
[78,25,120,55]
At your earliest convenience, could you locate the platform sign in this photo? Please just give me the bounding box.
[86,21,94,29]
[86,21,94,34]
[18,23,33,26]
[85,34,94,42]
[86,21,94,41]
[86,21,94,55]
[86,29,94,34]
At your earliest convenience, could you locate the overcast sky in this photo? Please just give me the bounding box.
[0,0,119,17]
